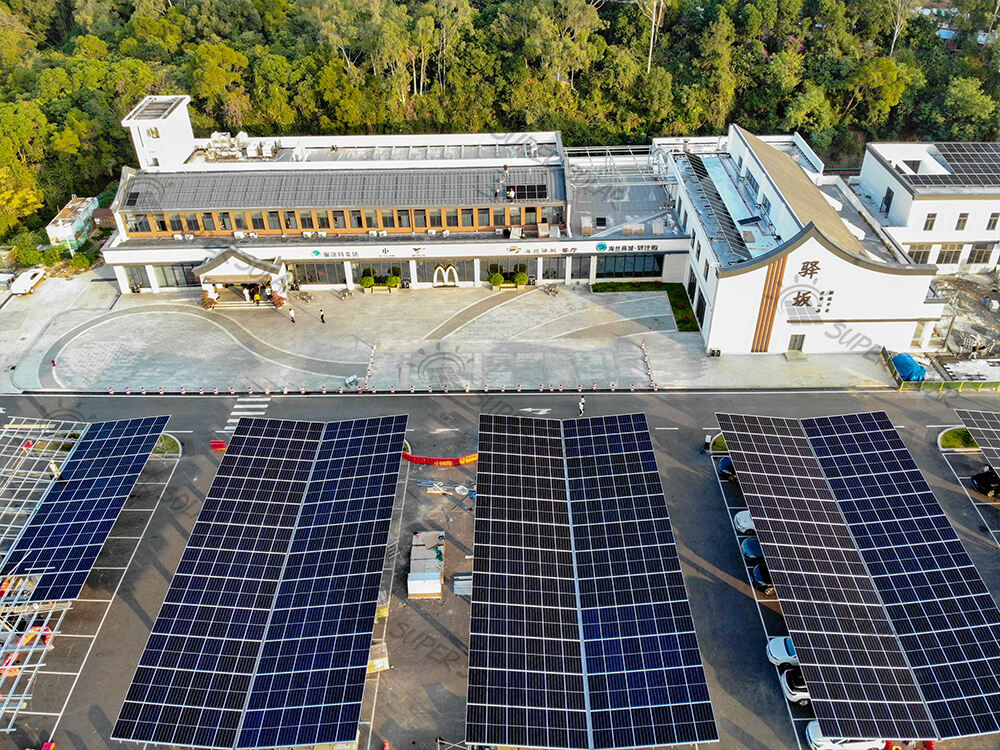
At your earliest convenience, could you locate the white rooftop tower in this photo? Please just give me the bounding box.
[121,95,194,171]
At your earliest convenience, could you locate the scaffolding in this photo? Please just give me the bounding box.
[0,417,86,729]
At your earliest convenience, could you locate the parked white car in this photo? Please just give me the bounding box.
[779,666,810,706]
[805,721,884,750]
[766,636,798,667]
[10,268,45,295]
[732,510,755,534]
[0,272,15,288]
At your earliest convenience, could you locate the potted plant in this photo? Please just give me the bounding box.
[360,275,375,293]
[385,275,402,293]
[489,272,505,290]
[514,272,529,289]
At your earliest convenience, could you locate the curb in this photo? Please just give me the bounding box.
[936,426,981,454]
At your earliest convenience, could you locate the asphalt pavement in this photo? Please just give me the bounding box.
[1,390,999,750]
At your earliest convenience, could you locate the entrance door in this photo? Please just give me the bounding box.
[788,334,805,352]
[433,264,459,287]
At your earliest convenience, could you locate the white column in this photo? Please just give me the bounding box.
[589,256,597,284]
[920,320,935,350]
[145,264,160,292]
[536,257,543,283]
[564,257,572,285]
[344,261,354,289]
[113,265,130,294]
[473,258,482,286]
[409,259,418,286]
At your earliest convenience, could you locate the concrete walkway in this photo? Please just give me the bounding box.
[4,280,895,393]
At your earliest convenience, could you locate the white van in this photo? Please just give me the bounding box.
[10,268,45,295]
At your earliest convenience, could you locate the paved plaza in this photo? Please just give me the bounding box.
[2,270,893,393]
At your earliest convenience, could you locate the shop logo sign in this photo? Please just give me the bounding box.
[596,242,608,252]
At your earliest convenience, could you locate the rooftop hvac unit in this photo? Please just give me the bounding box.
[316,231,327,237]
[248,232,258,239]
[302,231,314,238]
[183,233,194,241]
[173,234,184,241]
[495,228,504,236]
[235,131,249,148]
[368,230,378,237]
[233,231,246,239]
[552,225,561,238]
[441,229,450,237]
[427,229,437,236]
[378,230,388,237]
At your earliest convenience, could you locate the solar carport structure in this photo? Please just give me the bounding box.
[467,413,717,750]
[718,410,1000,742]
[954,409,1000,470]
[113,416,406,750]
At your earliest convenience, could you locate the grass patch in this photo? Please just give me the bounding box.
[589,281,699,332]
[711,434,727,452]
[153,433,181,457]
[940,428,978,450]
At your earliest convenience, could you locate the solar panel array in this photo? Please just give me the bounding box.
[0,416,168,602]
[468,414,716,750]
[954,410,1000,470]
[684,154,751,261]
[906,143,1000,188]
[719,411,1000,742]
[113,416,406,750]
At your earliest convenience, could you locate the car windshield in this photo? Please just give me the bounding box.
[785,637,795,656]
[789,670,806,690]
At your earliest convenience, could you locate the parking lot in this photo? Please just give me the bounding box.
[1,391,999,750]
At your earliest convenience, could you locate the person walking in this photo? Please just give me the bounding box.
[577,396,586,417]
[253,291,261,306]
[288,308,296,324]
[242,286,250,303]
[319,308,326,324]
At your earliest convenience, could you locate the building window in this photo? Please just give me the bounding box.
[524,207,537,225]
[184,213,200,232]
[969,243,995,265]
[124,265,150,289]
[234,213,247,231]
[429,210,442,228]
[300,212,314,230]
[267,211,281,230]
[326,211,340,230]
[283,211,297,230]
[218,212,232,231]
[510,207,521,225]
[703,259,710,280]
[988,213,999,231]
[595,253,664,279]
[956,213,968,231]
[153,264,198,288]
[153,213,168,232]
[417,259,474,283]
[350,211,363,229]
[200,213,216,231]
[353,261,404,283]
[686,269,697,302]
[290,262,347,285]
[493,208,505,226]
[168,214,184,232]
[694,241,700,261]
[397,210,411,229]
[145,127,160,138]
[907,244,931,264]
[481,258,531,280]
[364,210,377,229]
[760,195,771,217]
[542,256,565,279]
[911,321,926,348]
[413,210,426,228]
[446,209,459,227]
[937,244,962,264]
[380,210,395,228]
[746,172,760,198]
[126,214,151,233]
[461,208,474,227]
[923,213,936,231]
[478,208,490,227]
[250,212,265,231]
[695,291,706,326]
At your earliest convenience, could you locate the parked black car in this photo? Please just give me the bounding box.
[741,536,764,564]
[971,465,1000,498]
[718,456,739,484]
[750,564,774,596]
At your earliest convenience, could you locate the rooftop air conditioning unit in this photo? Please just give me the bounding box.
[427,229,437,236]
[233,231,246,239]
[378,230,388,237]
[441,229,450,237]
[248,232,258,239]
[316,231,327,237]
[495,228,504,236]
[368,230,378,237]
[183,234,194,241]
[173,234,184,241]
[302,231,314,238]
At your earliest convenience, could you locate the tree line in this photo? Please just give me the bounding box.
[1,0,998,241]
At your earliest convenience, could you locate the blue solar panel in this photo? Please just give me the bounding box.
[113,416,407,750]
[468,414,717,750]
[0,415,168,602]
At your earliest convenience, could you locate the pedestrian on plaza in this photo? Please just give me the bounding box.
[253,292,261,306]
[242,286,250,303]
[319,308,326,324]
[578,396,586,417]
[289,308,296,324]
[50,359,56,368]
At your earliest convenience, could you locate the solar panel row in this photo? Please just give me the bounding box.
[0,416,169,602]
[718,411,1000,742]
[113,416,406,750]
[468,414,716,750]
[954,409,1000,471]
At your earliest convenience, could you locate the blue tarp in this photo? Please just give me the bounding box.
[892,353,926,382]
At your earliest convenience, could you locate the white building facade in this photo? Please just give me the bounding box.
[855,142,1000,271]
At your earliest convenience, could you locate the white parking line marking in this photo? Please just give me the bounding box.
[37,671,80,677]
[654,427,679,431]
[49,458,181,738]
[943,452,1000,549]
[72,598,113,604]
[91,566,128,571]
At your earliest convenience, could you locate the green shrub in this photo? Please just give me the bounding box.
[71,253,92,270]
[385,275,401,288]
[43,247,65,266]
[940,428,978,450]
[13,246,43,267]
[360,275,375,288]
[489,272,504,286]
[514,272,529,285]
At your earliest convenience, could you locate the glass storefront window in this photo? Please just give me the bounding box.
[250,212,265,230]
[481,258,530,280]
[153,264,198,287]
[542,257,565,280]
[124,265,150,289]
[201,213,216,231]
[290,262,347,285]
[416,259,474,284]
[595,253,664,278]
[353,261,404,283]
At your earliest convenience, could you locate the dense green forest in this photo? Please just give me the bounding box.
[1,0,998,241]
